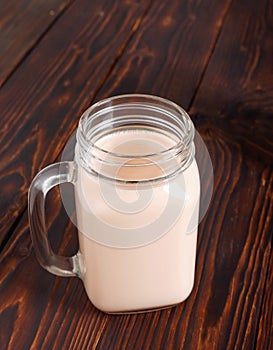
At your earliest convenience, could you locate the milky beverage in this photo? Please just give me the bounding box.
[75,126,200,313]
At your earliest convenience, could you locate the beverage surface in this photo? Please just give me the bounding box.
[90,126,179,181]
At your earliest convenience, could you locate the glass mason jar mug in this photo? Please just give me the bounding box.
[28,94,200,313]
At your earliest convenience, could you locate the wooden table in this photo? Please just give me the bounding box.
[1,0,272,349]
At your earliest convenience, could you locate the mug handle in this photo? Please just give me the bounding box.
[28,161,82,277]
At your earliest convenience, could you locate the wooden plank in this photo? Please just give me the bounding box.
[0,192,88,350]
[188,0,273,348]
[190,0,273,162]
[256,250,273,350]
[94,0,232,107]
[0,0,74,87]
[0,0,151,249]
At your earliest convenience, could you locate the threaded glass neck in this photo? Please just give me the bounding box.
[75,94,195,183]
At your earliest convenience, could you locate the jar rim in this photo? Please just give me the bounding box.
[75,94,195,182]
[77,94,194,160]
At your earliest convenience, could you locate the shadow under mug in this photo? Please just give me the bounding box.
[28,94,200,313]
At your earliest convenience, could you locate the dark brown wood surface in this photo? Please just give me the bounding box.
[190,0,273,348]
[0,0,150,249]
[0,0,74,87]
[257,251,273,349]
[0,0,272,349]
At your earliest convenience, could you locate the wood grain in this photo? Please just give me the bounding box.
[0,0,272,348]
[256,249,273,350]
[189,0,273,347]
[0,0,74,87]
[94,0,232,107]
[0,0,151,249]
[190,0,273,162]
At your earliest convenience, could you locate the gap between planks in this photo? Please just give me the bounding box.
[188,0,234,111]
